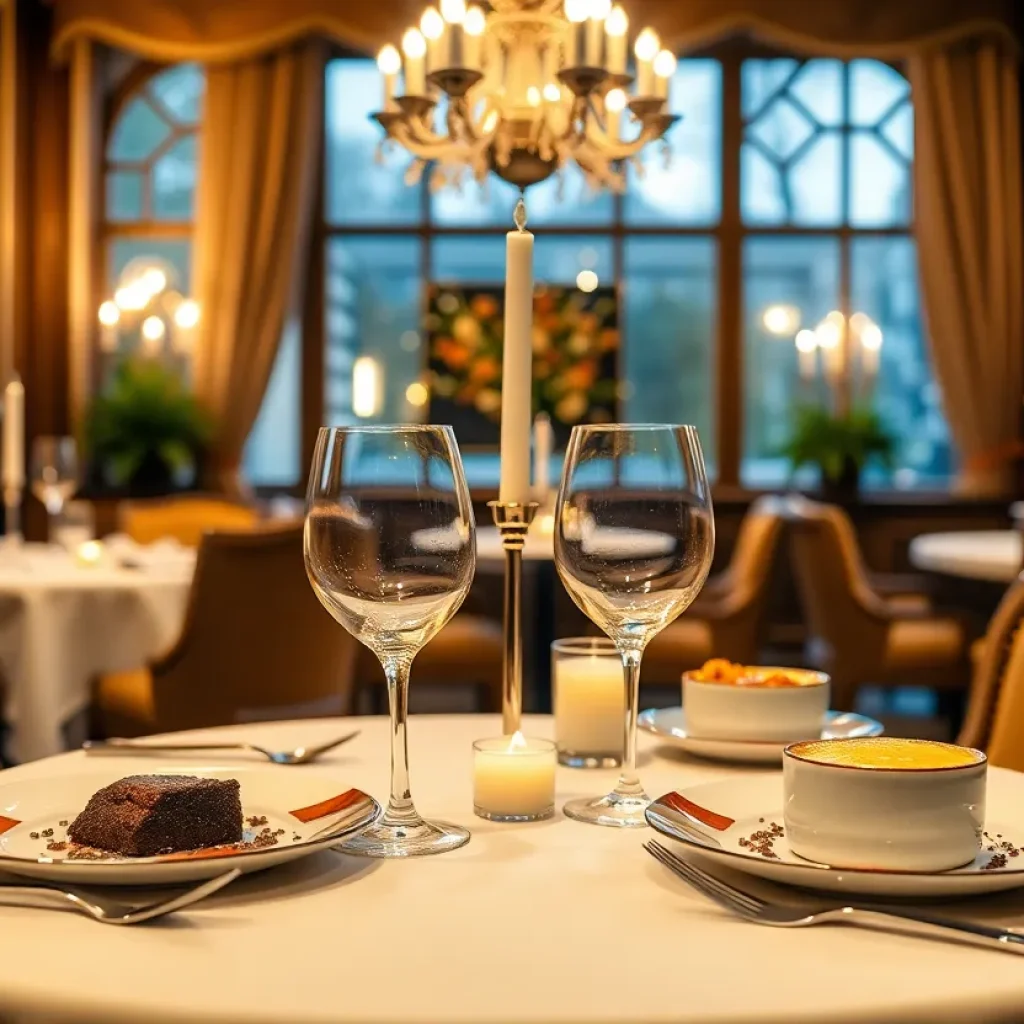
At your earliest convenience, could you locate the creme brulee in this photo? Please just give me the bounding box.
[788,737,984,770]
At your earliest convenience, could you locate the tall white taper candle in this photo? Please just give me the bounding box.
[2,374,24,492]
[500,198,534,504]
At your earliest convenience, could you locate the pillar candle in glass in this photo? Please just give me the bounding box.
[473,733,556,821]
[553,637,624,768]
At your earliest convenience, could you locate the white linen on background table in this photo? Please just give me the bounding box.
[908,530,1021,584]
[3,714,1024,1024]
[0,546,191,762]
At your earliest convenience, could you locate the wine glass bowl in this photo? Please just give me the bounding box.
[30,436,79,539]
[304,426,476,857]
[554,425,714,827]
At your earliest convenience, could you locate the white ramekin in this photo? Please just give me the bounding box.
[783,738,987,872]
[682,667,830,742]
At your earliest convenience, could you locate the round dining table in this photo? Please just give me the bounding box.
[908,530,1022,584]
[3,713,1024,1024]
[0,543,193,763]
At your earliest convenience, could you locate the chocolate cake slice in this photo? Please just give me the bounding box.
[68,775,243,857]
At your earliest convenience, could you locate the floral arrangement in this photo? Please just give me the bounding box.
[427,284,619,444]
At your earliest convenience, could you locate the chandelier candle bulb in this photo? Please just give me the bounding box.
[401,29,427,94]
[2,374,24,495]
[499,199,534,505]
[440,0,465,68]
[462,6,485,71]
[634,28,659,94]
[653,49,676,100]
[605,5,628,73]
[420,6,445,74]
[564,0,589,67]
[586,0,611,66]
[795,329,818,381]
[473,733,556,822]
[377,45,401,108]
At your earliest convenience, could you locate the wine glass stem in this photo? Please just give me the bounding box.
[383,657,420,826]
[615,647,644,797]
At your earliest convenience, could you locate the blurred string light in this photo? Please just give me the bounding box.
[761,304,801,337]
[353,356,384,418]
[576,270,599,293]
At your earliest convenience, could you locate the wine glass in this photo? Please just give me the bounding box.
[30,437,79,540]
[554,424,714,827]
[304,425,476,857]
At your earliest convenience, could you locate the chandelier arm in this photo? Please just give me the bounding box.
[393,117,455,150]
[390,122,477,161]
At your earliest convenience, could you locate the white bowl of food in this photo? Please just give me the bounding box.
[682,660,830,743]
[783,736,987,872]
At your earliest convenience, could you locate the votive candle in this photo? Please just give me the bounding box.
[553,637,624,767]
[473,733,556,821]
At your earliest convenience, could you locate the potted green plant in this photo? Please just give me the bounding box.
[782,405,894,502]
[82,359,213,496]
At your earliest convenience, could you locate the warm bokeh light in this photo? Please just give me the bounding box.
[353,356,384,418]
[377,45,401,75]
[762,304,801,336]
[565,0,589,23]
[420,6,444,39]
[815,320,841,349]
[605,88,626,113]
[141,316,166,342]
[482,109,499,132]
[174,300,200,329]
[605,4,628,36]
[576,270,599,292]
[543,83,561,103]
[98,301,120,326]
[405,381,429,407]
[526,86,542,107]
[464,6,486,35]
[795,329,818,353]
[440,0,466,24]
[653,49,677,80]
[402,28,427,59]
[141,268,167,295]
[589,0,612,20]
[114,284,148,311]
[860,323,883,351]
[634,28,659,61]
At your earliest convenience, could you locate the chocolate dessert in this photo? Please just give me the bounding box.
[68,775,243,857]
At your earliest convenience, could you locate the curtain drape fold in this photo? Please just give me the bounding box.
[191,40,324,495]
[909,42,1024,494]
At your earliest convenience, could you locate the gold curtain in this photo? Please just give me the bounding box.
[50,0,1019,63]
[909,41,1024,495]
[191,40,324,495]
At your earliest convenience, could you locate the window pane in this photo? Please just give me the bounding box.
[850,60,909,127]
[106,171,144,221]
[623,238,716,471]
[850,133,911,227]
[625,59,721,226]
[743,133,842,226]
[108,98,170,162]
[432,236,613,287]
[324,237,422,424]
[851,237,952,485]
[152,136,197,220]
[147,64,203,125]
[325,60,422,226]
[742,237,841,487]
[244,319,301,486]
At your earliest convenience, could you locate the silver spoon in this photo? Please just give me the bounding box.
[82,731,361,765]
[0,868,240,925]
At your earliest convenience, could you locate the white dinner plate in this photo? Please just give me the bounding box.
[0,763,380,885]
[638,707,883,763]
[646,774,1024,898]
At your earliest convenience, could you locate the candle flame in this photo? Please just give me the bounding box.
[509,731,527,751]
[513,196,528,233]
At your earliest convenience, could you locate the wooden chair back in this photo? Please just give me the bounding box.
[120,495,259,547]
[148,523,358,731]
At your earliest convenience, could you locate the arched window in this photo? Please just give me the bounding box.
[98,64,204,367]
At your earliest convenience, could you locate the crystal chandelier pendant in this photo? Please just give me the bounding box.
[372,0,681,194]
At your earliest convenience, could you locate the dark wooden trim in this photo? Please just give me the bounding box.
[301,154,327,486]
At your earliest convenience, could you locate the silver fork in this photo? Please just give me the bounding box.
[0,868,241,925]
[644,841,1024,956]
[82,731,361,765]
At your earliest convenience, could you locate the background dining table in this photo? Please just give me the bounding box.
[3,713,1024,1023]
[908,530,1022,584]
[0,544,194,763]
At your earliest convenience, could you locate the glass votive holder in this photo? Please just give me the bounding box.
[553,637,624,768]
[473,734,556,822]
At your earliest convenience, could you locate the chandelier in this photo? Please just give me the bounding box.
[373,0,680,194]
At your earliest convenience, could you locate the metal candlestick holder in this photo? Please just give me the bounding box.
[487,500,539,735]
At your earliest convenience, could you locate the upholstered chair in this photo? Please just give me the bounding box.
[785,497,969,711]
[119,495,259,547]
[642,496,787,684]
[96,524,358,736]
[958,579,1024,767]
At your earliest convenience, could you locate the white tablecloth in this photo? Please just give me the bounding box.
[908,530,1022,584]
[4,714,1024,1023]
[0,545,192,763]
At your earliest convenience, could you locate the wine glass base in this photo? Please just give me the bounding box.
[338,818,471,858]
[563,791,651,828]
